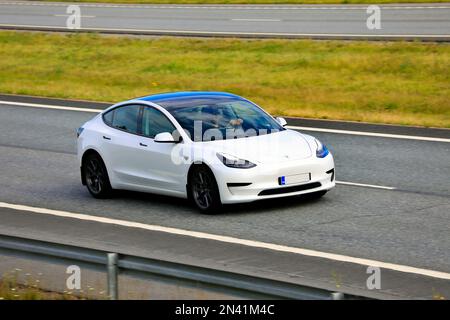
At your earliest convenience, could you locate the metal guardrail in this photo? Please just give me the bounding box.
[0,234,367,300]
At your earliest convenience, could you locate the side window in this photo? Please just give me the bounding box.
[111,104,140,134]
[141,107,176,138]
[103,109,114,125]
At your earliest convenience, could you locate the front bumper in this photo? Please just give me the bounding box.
[213,153,335,204]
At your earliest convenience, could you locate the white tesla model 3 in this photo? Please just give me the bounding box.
[77,92,335,213]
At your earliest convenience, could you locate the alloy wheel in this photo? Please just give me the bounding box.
[192,169,215,210]
[86,158,104,194]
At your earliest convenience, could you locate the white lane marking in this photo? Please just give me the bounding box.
[0,101,102,113]
[1,100,448,142]
[0,201,449,280]
[336,181,396,190]
[287,126,450,143]
[1,24,449,39]
[231,18,281,22]
[53,14,96,18]
[0,2,449,10]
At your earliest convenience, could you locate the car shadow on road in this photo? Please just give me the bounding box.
[221,193,328,215]
[110,188,327,216]
[111,189,192,207]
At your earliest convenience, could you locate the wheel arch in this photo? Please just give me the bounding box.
[186,162,219,199]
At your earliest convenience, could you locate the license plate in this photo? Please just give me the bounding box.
[279,173,310,186]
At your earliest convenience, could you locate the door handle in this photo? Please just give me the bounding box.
[103,136,111,140]
[139,142,148,147]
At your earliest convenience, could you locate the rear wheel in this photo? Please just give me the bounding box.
[188,166,221,214]
[83,153,113,198]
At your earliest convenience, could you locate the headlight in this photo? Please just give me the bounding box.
[315,139,329,158]
[217,153,256,169]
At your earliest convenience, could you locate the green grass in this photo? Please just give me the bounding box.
[40,0,450,4]
[0,270,81,300]
[0,31,449,128]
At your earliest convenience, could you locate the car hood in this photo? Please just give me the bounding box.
[200,129,313,164]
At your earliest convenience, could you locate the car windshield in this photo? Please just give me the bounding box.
[164,98,284,142]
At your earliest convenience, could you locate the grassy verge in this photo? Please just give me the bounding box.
[40,0,450,4]
[0,31,448,128]
[0,270,80,300]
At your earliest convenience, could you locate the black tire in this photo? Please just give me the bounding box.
[83,153,113,199]
[188,165,222,214]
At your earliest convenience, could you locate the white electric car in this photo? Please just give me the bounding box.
[77,92,335,213]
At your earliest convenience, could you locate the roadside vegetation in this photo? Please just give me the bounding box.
[0,31,448,128]
[0,270,80,300]
[41,0,450,4]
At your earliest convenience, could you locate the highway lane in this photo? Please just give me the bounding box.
[0,101,449,196]
[0,101,449,275]
[1,208,449,299]
[0,1,449,39]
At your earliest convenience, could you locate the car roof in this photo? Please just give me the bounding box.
[136,91,244,110]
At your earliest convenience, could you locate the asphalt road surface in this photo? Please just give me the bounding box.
[0,95,449,298]
[0,1,449,40]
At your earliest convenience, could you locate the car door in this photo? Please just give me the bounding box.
[133,106,187,195]
[100,104,145,187]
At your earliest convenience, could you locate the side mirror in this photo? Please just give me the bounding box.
[154,132,176,143]
[276,117,287,127]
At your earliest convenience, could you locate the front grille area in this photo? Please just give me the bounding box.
[258,182,322,196]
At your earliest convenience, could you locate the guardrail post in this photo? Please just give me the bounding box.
[107,253,119,300]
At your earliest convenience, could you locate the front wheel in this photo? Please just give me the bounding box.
[83,153,113,198]
[188,166,222,214]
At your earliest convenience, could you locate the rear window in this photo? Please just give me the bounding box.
[103,109,114,125]
[103,104,141,134]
